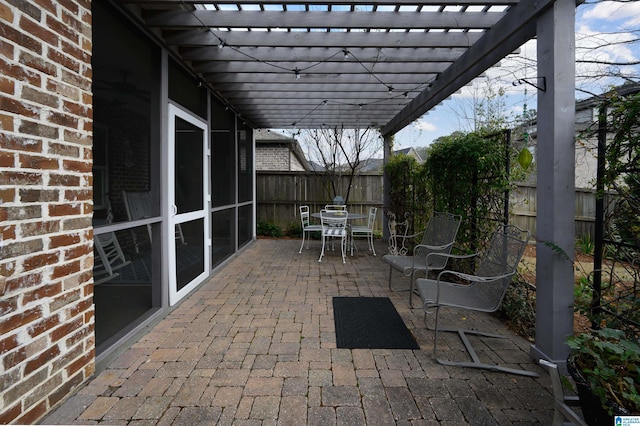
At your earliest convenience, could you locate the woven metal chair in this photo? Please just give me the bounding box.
[415,224,537,376]
[383,212,461,307]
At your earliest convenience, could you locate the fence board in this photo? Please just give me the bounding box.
[257,173,607,240]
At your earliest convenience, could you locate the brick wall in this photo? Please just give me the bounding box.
[256,145,290,171]
[0,0,95,423]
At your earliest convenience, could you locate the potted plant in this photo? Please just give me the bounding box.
[567,328,640,425]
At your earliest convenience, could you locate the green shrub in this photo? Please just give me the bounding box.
[257,222,283,237]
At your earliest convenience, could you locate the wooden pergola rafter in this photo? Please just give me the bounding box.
[114,0,551,131]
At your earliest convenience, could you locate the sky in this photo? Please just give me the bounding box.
[392,0,640,150]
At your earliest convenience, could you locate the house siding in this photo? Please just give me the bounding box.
[0,0,95,423]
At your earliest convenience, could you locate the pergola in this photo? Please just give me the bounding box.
[117,0,579,367]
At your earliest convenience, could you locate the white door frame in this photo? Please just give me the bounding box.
[167,103,210,305]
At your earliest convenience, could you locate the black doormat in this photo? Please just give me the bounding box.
[333,297,419,349]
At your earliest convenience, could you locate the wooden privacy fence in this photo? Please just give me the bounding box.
[257,172,605,239]
[257,172,384,232]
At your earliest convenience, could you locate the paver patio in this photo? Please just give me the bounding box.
[43,239,556,425]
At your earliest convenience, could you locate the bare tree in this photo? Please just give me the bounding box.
[298,125,382,203]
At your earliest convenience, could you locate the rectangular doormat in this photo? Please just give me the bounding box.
[333,297,419,349]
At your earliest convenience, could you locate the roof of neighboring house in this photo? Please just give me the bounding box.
[357,147,424,173]
[255,129,311,171]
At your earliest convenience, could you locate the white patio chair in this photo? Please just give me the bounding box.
[350,207,377,256]
[93,232,132,285]
[318,209,348,263]
[324,204,347,211]
[415,224,537,377]
[383,212,462,307]
[299,205,323,253]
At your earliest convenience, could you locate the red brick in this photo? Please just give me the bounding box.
[0,57,42,86]
[62,130,90,146]
[6,271,44,293]
[33,0,57,14]
[56,0,80,15]
[49,287,80,312]
[49,203,81,217]
[0,3,14,22]
[52,315,83,342]
[50,233,81,248]
[0,75,15,94]
[63,99,91,118]
[64,189,91,202]
[0,187,15,202]
[0,94,41,118]
[61,68,90,91]
[23,282,63,305]
[0,306,42,334]
[25,345,62,375]
[64,242,92,261]
[0,295,18,316]
[51,259,80,278]
[22,252,61,272]
[0,223,15,242]
[65,349,93,376]
[19,153,59,169]
[60,39,89,64]
[3,346,27,370]
[62,159,91,173]
[0,402,22,425]
[0,131,42,152]
[66,296,92,319]
[0,112,14,131]
[47,110,79,128]
[64,319,91,348]
[18,51,55,78]
[27,312,61,338]
[0,170,43,186]
[0,21,42,54]
[49,173,80,186]
[15,400,47,426]
[0,256,16,277]
[46,14,79,43]
[19,15,59,48]
[0,150,14,167]
[48,48,79,73]
[0,333,19,353]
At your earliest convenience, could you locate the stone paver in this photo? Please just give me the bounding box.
[43,239,556,425]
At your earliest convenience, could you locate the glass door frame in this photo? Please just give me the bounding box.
[167,103,210,305]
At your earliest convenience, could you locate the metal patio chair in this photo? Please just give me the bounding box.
[415,224,537,377]
[318,209,348,263]
[383,211,461,307]
[299,205,323,253]
[350,207,377,256]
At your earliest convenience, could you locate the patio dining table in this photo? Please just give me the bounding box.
[310,211,367,221]
[311,210,368,257]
